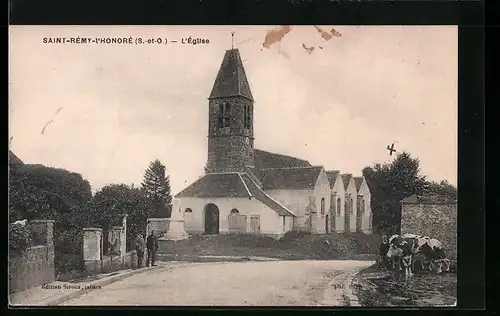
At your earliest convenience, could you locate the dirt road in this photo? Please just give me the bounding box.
[61,260,373,306]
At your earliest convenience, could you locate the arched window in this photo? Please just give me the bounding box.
[337,198,341,216]
[223,103,231,128]
[185,208,193,213]
[320,198,325,215]
[230,209,239,215]
[244,104,251,128]
[244,104,248,128]
[218,104,224,128]
[350,198,354,215]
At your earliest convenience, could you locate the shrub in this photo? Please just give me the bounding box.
[9,224,32,254]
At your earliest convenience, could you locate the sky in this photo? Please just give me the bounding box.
[9,25,458,194]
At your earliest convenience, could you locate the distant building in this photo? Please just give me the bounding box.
[174,48,372,238]
[354,176,372,234]
[400,194,457,258]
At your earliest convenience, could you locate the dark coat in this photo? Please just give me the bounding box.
[135,235,145,251]
[146,234,159,250]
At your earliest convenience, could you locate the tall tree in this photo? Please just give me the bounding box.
[91,184,154,251]
[363,151,427,235]
[141,160,172,218]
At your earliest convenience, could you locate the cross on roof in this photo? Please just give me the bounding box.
[231,31,235,49]
[387,143,396,156]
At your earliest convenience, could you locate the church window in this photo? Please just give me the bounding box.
[320,198,325,215]
[223,103,231,128]
[230,209,239,214]
[185,208,193,213]
[244,104,251,128]
[218,104,224,128]
[337,198,341,216]
[244,104,248,128]
[350,198,354,215]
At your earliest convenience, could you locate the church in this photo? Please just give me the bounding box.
[174,48,372,239]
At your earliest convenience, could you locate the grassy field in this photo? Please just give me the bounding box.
[352,262,457,307]
[157,232,381,261]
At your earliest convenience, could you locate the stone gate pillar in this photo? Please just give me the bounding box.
[108,226,123,256]
[83,228,103,273]
[118,214,128,257]
[30,220,55,282]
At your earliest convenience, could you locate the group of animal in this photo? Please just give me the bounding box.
[380,233,451,280]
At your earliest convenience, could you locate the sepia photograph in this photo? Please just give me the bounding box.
[9,25,458,307]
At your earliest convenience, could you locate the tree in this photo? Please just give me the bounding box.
[9,164,93,222]
[424,180,457,201]
[363,152,427,235]
[91,184,154,251]
[141,160,172,218]
[8,164,94,272]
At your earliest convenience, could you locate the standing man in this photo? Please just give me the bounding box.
[135,233,145,268]
[146,230,159,267]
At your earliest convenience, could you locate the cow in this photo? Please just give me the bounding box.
[402,234,447,273]
[428,238,446,259]
[386,234,414,280]
[430,258,451,274]
[403,234,433,271]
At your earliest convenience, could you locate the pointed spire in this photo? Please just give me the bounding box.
[209,48,254,101]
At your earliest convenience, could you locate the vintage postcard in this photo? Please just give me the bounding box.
[9,25,457,307]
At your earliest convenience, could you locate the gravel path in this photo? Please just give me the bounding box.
[62,260,373,306]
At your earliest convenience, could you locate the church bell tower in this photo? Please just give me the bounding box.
[205,47,255,173]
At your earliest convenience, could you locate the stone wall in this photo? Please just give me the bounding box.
[9,246,54,293]
[85,251,139,274]
[82,215,138,274]
[8,220,55,293]
[146,218,170,238]
[401,202,457,259]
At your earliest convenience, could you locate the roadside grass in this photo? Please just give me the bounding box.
[158,232,381,261]
[352,262,457,307]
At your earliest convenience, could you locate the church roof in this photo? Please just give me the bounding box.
[241,174,295,217]
[326,170,340,189]
[400,194,456,205]
[9,150,24,166]
[175,172,295,217]
[209,49,254,101]
[257,166,323,190]
[175,173,250,198]
[254,149,311,170]
[340,173,353,190]
[354,177,364,192]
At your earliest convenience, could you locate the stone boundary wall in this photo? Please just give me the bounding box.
[84,250,139,274]
[401,202,457,259]
[8,220,55,293]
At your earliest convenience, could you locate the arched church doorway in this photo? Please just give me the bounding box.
[204,204,220,234]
